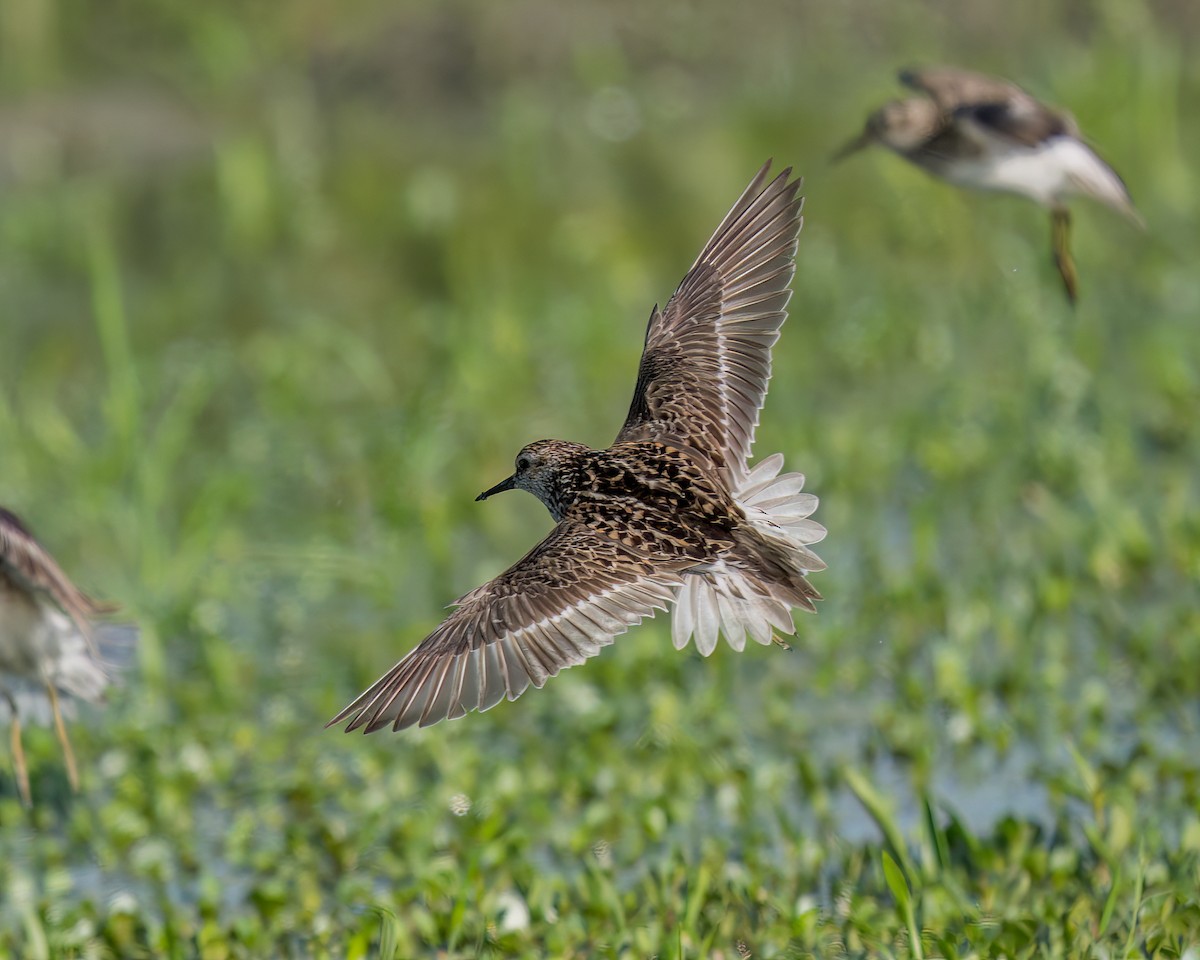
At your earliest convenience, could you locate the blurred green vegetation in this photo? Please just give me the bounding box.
[1,0,1198,956]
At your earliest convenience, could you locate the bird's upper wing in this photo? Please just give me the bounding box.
[900,66,1028,110]
[615,161,804,487]
[900,66,1075,148]
[328,520,685,732]
[952,100,1075,150]
[0,508,112,636]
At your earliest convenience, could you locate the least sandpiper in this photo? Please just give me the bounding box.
[330,161,826,733]
[0,508,134,805]
[835,66,1142,303]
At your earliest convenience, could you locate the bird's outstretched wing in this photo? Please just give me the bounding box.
[328,521,685,732]
[900,66,1074,148]
[615,161,804,487]
[0,508,114,639]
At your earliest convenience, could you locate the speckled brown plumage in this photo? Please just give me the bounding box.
[899,66,1077,147]
[330,161,826,734]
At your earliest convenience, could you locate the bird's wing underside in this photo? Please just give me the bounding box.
[329,520,685,732]
[901,66,1074,148]
[615,161,804,487]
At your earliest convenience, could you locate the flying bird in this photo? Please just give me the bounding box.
[330,161,826,733]
[834,66,1142,303]
[0,508,135,805]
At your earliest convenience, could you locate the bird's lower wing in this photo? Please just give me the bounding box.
[328,521,684,733]
[900,66,1073,149]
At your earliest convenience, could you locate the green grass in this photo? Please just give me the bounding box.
[1,0,1199,956]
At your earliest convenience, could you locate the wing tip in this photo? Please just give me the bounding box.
[326,702,372,733]
[747,158,802,204]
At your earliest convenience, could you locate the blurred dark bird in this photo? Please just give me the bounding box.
[331,161,826,733]
[0,508,135,805]
[834,66,1143,303]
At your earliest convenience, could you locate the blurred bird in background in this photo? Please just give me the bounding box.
[0,508,136,806]
[835,65,1143,303]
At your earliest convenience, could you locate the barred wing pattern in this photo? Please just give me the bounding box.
[329,522,685,732]
[616,162,804,487]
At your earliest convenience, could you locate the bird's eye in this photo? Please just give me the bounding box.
[517,456,531,471]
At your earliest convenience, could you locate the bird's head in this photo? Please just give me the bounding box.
[833,98,943,161]
[476,439,591,520]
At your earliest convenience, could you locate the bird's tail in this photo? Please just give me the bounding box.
[1060,139,1144,227]
[672,454,826,656]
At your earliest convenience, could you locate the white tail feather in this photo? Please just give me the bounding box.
[671,454,825,656]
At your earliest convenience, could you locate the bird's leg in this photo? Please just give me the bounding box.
[3,690,30,807]
[1051,207,1078,305]
[771,634,793,651]
[45,682,79,793]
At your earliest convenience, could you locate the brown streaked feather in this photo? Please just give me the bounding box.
[570,441,740,562]
[616,161,804,487]
[328,521,685,732]
[0,508,115,641]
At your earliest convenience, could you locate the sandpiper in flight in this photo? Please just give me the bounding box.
[331,161,826,733]
[834,66,1142,303]
[0,508,134,805]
